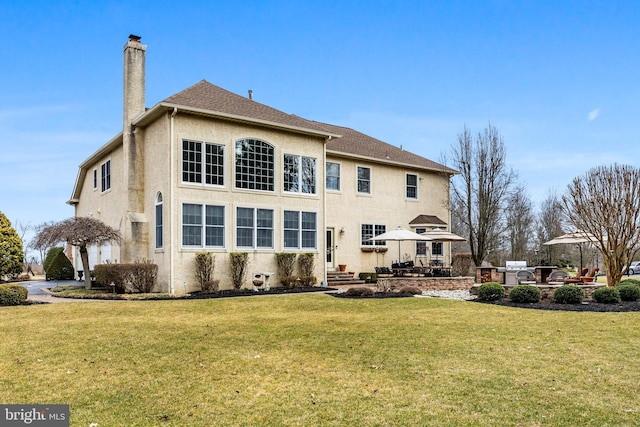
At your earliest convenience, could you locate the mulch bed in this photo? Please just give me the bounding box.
[474,299,640,312]
[184,287,332,299]
[330,292,415,299]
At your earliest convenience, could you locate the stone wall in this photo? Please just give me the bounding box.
[378,276,475,291]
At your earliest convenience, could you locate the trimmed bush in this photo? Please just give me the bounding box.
[616,283,640,302]
[194,252,215,291]
[553,284,584,304]
[275,253,296,278]
[46,250,74,280]
[359,272,377,283]
[345,287,374,296]
[398,285,422,295]
[43,247,64,276]
[0,284,28,306]
[299,276,317,287]
[617,279,640,287]
[280,275,298,289]
[477,282,505,301]
[298,253,315,277]
[592,287,621,304]
[229,252,248,290]
[94,262,158,293]
[509,285,541,303]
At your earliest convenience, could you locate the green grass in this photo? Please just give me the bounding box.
[2,295,640,426]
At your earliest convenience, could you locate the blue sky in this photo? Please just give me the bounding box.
[1,0,639,239]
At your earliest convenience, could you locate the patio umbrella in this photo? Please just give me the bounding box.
[368,227,432,262]
[420,230,467,242]
[543,231,599,270]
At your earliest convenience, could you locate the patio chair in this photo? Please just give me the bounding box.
[565,268,588,284]
[547,270,568,285]
[580,267,599,283]
[516,270,537,285]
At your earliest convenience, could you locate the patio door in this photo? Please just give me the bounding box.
[326,228,335,270]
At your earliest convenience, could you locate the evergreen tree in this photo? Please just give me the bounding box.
[0,212,24,278]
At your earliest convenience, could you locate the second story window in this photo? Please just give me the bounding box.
[406,174,418,199]
[182,139,224,186]
[235,139,274,191]
[284,154,316,194]
[326,162,340,190]
[101,160,111,192]
[357,166,371,194]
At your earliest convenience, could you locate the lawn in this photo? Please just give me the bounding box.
[1,294,640,426]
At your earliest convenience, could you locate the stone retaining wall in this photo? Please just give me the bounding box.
[377,276,475,291]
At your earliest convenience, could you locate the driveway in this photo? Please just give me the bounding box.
[22,279,100,303]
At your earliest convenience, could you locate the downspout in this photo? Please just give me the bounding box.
[169,107,178,294]
[323,137,331,287]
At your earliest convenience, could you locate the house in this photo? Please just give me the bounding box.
[68,35,457,293]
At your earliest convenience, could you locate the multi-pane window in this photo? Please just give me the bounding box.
[357,166,371,194]
[361,224,386,246]
[182,139,224,185]
[182,203,225,247]
[415,227,427,256]
[155,193,163,249]
[432,242,443,257]
[326,162,340,190]
[284,211,317,249]
[235,139,274,191]
[236,207,274,248]
[284,154,316,194]
[101,160,111,192]
[406,174,418,199]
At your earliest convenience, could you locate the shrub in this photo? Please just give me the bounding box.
[616,283,640,301]
[229,252,248,290]
[592,287,621,304]
[94,262,158,293]
[275,253,296,277]
[43,247,64,276]
[345,287,374,296]
[477,282,505,301]
[0,284,28,306]
[280,275,298,289]
[194,252,215,291]
[553,284,584,304]
[359,272,377,283]
[617,279,640,287]
[46,250,74,280]
[299,276,317,287]
[298,253,315,277]
[203,280,219,293]
[509,285,541,303]
[398,285,422,295]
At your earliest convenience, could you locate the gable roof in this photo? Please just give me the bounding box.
[409,215,448,226]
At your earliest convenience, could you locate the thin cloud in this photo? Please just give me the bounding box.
[588,108,600,121]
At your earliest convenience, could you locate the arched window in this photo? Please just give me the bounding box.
[155,192,163,249]
[234,138,274,191]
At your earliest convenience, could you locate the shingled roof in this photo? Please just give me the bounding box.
[157,80,455,174]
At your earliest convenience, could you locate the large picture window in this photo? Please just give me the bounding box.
[284,154,316,194]
[326,162,340,190]
[361,224,386,246]
[101,160,111,192]
[284,211,317,249]
[235,139,274,191]
[182,203,225,248]
[357,166,371,194]
[236,207,274,249]
[182,139,224,186]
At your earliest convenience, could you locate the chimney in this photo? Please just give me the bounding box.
[124,34,146,127]
[248,89,253,100]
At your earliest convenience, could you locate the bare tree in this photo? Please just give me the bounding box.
[536,191,565,265]
[450,124,517,266]
[32,217,122,289]
[562,164,640,286]
[14,220,32,274]
[505,185,534,261]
